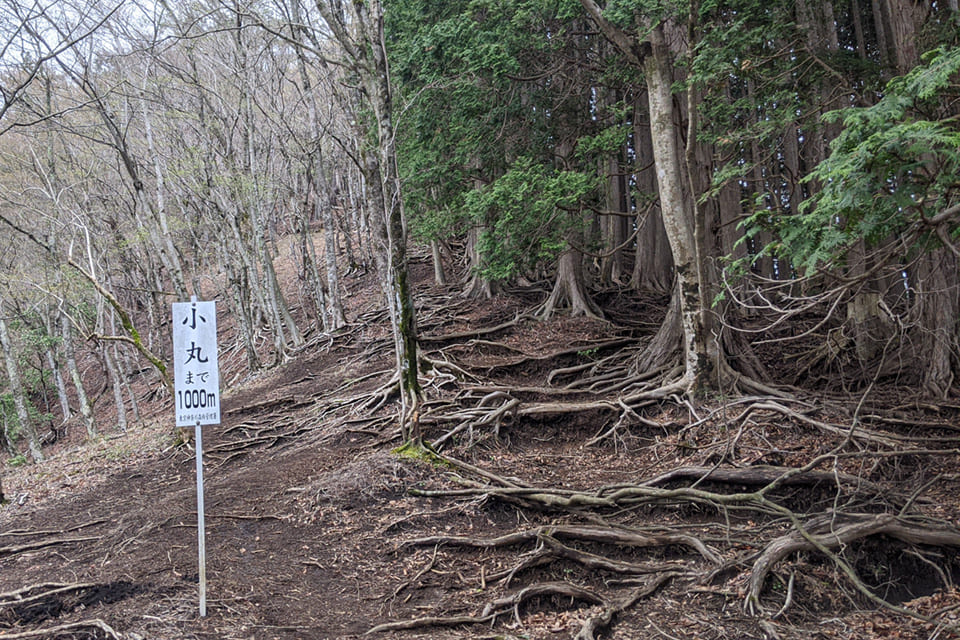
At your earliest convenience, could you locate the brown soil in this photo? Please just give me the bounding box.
[3,254,960,640]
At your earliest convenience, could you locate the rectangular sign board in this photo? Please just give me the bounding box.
[172,300,220,427]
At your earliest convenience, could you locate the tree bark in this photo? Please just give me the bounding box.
[44,314,71,424]
[462,226,497,299]
[103,344,127,432]
[579,3,721,391]
[431,239,447,286]
[289,0,347,329]
[914,248,958,397]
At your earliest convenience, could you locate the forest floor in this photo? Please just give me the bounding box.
[4,252,960,640]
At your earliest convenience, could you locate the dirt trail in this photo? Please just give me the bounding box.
[1,330,412,638]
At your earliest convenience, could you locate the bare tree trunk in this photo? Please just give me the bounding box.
[140,91,188,300]
[321,202,347,329]
[103,344,127,432]
[329,0,422,435]
[226,255,261,372]
[746,79,777,280]
[44,313,71,423]
[598,84,628,285]
[462,226,496,299]
[61,313,96,439]
[345,168,372,269]
[599,156,629,285]
[71,65,188,300]
[876,0,920,74]
[2,400,20,456]
[579,3,721,390]
[0,305,43,462]
[255,202,303,358]
[298,205,330,330]
[107,309,140,424]
[289,20,351,324]
[644,24,713,390]
[914,250,959,397]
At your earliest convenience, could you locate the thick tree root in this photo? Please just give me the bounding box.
[397,440,960,636]
[745,513,960,616]
[368,581,608,634]
[405,524,721,565]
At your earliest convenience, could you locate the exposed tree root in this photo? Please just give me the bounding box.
[419,312,529,344]
[366,612,496,634]
[0,520,106,538]
[0,582,98,607]
[367,581,616,634]
[745,513,960,616]
[360,296,960,637]
[405,524,721,565]
[0,537,100,558]
[637,464,905,506]
[573,571,679,640]
[207,414,316,466]
[429,391,521,448]
[0,619,121,640]
[443,337,633,378]
[393,431,960,636]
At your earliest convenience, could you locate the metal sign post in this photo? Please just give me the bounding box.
[195,420,206,617]
[172,296,220,618]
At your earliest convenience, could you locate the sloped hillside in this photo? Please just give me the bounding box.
[3,254,960,640]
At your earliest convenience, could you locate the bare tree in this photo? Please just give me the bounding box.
[282,0,421,436]
[0,298,43,462]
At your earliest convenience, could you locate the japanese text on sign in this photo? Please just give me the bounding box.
[173,300,220,427]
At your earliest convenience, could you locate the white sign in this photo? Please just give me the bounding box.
[172,299,220,427]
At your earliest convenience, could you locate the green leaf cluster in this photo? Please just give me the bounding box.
[465,157,597,281]
[760,46,960,275]
[387,0,602,275]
